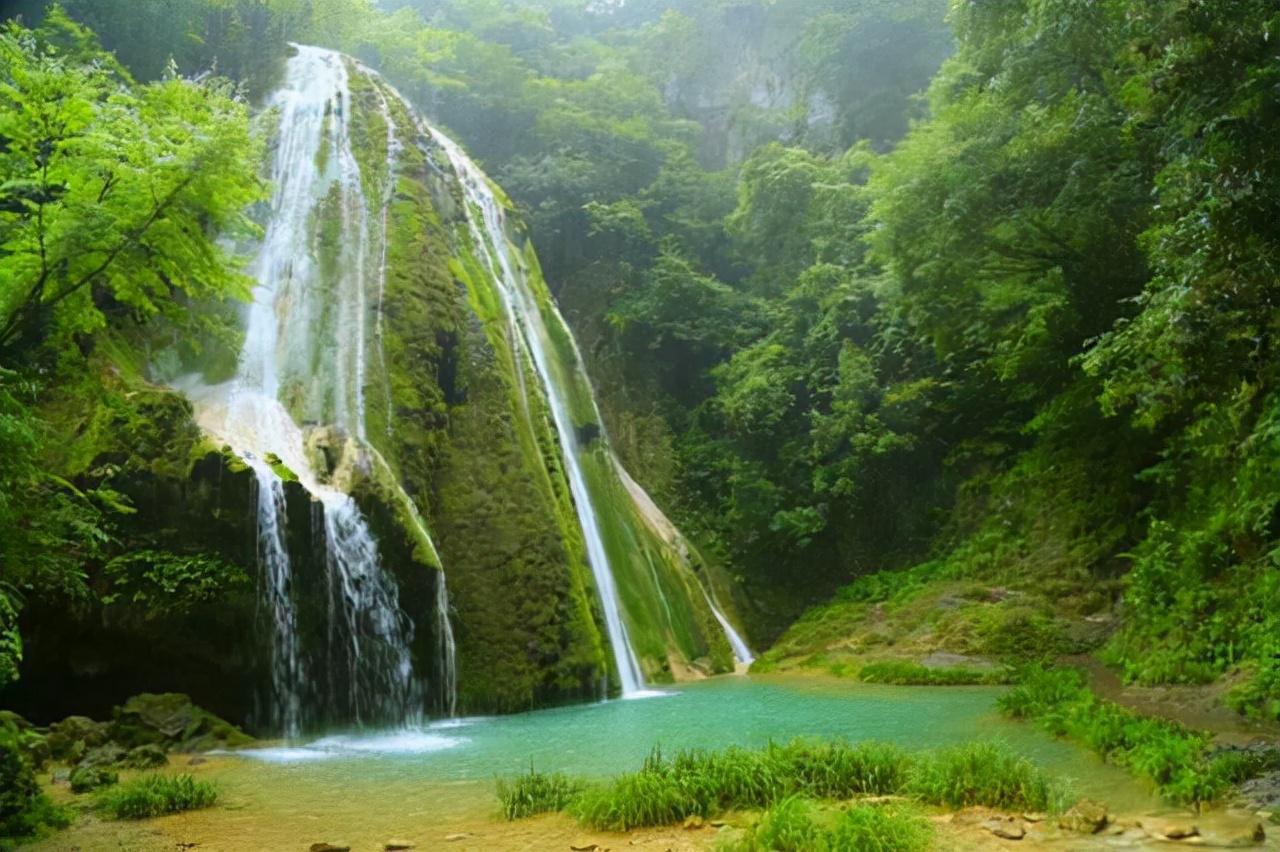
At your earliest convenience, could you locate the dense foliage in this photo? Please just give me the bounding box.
[6,0,1279,731]
[0,10,261,690]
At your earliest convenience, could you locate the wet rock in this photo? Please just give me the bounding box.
[309,844,350,852]
[983,818,1025,840]
[569,845,600,852]
[122,744,168,768]
[47,715,108,761]
[1140,816,1198,840]
[110,693,253,753]
[69,764,118,793]
[384,842,415,851]
[1058,799,1109,834]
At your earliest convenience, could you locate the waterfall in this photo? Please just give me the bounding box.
[188,45,455,731]
[430,131,649,697]
[250,458,302,737]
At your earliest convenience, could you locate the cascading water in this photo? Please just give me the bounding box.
[188,45,456,731]
[430,131,649,697]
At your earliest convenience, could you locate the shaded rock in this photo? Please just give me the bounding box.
[122,744,168,768]
[569,845,601,852]
[46,715,107,761]
[110,693,252,753]
[384,842,415,851]
[1058,799,1109,834]
[309,845,351,852]
[78,743,126,770]
[69,765,118,793]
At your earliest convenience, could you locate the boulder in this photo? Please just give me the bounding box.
[46,715,108,762]
[121,744,168,769]
[69,765,118,793]
[78,743,126,770]
[110,693,253,753]
[1058,799,1109,834]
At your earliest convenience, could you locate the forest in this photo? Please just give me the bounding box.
[0,0,1277,849]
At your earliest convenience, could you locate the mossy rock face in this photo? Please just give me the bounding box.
[109,693,253,753]
[69,764,118,793]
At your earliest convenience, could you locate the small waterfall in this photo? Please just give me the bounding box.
[430,131,648,697]
[436,578,458,717]
[189,46,448,732]
[250,459,303,737]
[702,590,756,666]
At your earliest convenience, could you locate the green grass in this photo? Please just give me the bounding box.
[501,738,1067,831]
[496,767,585,820]
[998,666,1276,805]
[907,742,1067,812]
[857,660,1014,686]
[97,774,218,820]
[723,796,932,852]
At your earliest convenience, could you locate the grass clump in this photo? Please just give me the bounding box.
[97,774,218,820]
[506,738,1066,832]
[857,660,1013,686]
[496,767,583,820]
[998,665,1262,805]
[726,797,932,852]
[908,742,1066,812]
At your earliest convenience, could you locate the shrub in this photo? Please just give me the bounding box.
[98,774,218,820]
[908,742,1067,812]
[496,767,583,820]
[0,730,69,841]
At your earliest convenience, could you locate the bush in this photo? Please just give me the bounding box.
[98,774,218,820]
[908,742,1067,812]
[0,730,69,842]
[496,768,583,820]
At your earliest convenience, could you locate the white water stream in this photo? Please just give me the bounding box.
[430,131,652,696]
[188,46,455,732]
